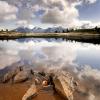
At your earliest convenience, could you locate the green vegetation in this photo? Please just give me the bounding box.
[71,26,100,33]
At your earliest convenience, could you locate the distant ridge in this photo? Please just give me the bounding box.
[13,26,68,33]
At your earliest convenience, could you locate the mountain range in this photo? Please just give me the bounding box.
[13,26,68,33]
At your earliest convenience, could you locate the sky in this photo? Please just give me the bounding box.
[0,0,100,29]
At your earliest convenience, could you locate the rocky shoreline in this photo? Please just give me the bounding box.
[1,67,78,100]
[2,67,77,100]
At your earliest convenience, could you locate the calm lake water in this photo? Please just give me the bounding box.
[1,38,100,99]
[0,38,100,70]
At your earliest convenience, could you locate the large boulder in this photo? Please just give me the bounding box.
[3,71,16,83]
[14,71,29,83]
[53,70,78,100]
[22,84,37,100]
[3,67,23,83]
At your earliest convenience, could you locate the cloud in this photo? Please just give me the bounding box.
[0,1,18,22]
[41,6,79,25]
[0,0,98,28]
[17,7,33,21]
[16,20,29,27]
[39,0,79,27]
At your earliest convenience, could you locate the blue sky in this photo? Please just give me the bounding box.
[78,0,100,22]
[0,0,100,29]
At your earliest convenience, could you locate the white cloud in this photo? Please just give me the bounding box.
[0,1,18,22]
[39,0,79,27]
[32,0,97,27]
[41,5,79,25]
[4,14,16,21]
[0,0,98,28]
[17,7,33,21]
[16,20,28,27]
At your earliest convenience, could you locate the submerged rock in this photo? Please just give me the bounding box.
[3,67,23,83]
[2,68,78,100]
[41,85,54,92]
[53,70,78,100]
[42,80,48,86]
[3,71,16,83]
[14,71,29,83]
[34,72,47,85]
[22,84,37,100]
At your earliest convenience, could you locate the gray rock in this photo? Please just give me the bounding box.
[14,71,29,83]
[3,67,23,83]
[53,70,78,100]
[3,71,16,83]
[22,84,37,100]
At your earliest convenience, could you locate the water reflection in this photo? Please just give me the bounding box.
[0,38,100,100]
[0,39,100,70]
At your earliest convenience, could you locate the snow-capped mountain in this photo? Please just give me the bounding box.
[14,26,68,33]
[14,27,45,33]
[14,27,31,33]
[31,27,45,33]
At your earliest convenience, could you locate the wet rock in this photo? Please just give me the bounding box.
[34,72,54,85]
[42,80,48,86]
[35,78,41,85]
[14,71,29,83]
[15,66,23,73]
[34,72,46,84]
[22,84,37,100]
[42,85,54,91]
[45,74,55,85]
[3,71,16,83]
[53,70,78,100]
[3,67,23,83]
[38,71,46,76]
[30,69,34,75]
[40,85,54,95]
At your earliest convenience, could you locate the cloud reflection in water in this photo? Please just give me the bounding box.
[0,39,100,100]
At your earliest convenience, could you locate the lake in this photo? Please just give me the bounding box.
[0,38,100,100]
[0,38,100,70]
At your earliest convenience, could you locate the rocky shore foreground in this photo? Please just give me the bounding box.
[0,67,78,100]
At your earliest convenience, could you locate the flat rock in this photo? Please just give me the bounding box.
[22,84,37,100]
[41,85,54,94]
[14,71,29,83]
[3,67,23,83]
[53,70,78,100]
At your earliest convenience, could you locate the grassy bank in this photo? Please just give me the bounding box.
[0,31,100,44]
